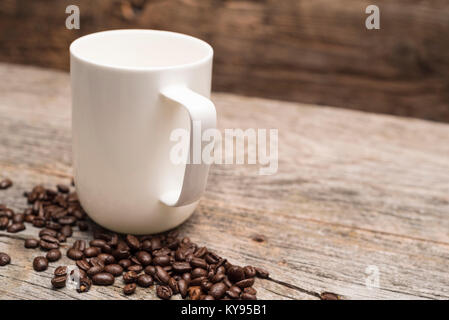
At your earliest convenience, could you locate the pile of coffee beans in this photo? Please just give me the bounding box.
[0,179,270,300]
[55,230,269,299]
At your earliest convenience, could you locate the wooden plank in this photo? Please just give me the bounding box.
[1,0,449,122]
[0,63,449,300]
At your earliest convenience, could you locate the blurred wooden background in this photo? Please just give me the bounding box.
[1,0,449,122]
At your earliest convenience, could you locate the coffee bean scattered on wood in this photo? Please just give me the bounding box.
[1,180,271,300]
[0,252,11,266]
[0,178,13,190]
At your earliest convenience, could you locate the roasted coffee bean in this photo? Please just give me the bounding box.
[58,216,76,226]
[227,266,245,283]
[24,214,35,223]
[243,266,257,278]
[89,239,107,248]
[128,264,143,273]
[136,251,152,266]
[0,178,13,189]
[54,266,67,276]
[205,252,220,265]
[209,282,227,299]
[244,287,257,295]
[104,264,123,277]
[32,217,46,228]
[57,233,67,243]
[188,286,202,300]
[92,272,115,285]
[24,239,39,249]
[190,276,207,286]
[144,265,156,276]
[178,279,188,298]
[57,184,70,193]
[51,275,67,289]
[7,222,25,233]
[255,267,269,279]
[90,257,105,269]
[190,257,207,269]
[211,273,226,283]
[86,265,103,278]
[46,221,61,230]
[191,267,208,279]
[123,271,138,284]
[39,228,58,238]
[137,274,153,288]
[320,292,339,300]
[194,247,207,258]
[77,277,92,293]
[76,259,91,271]
[166,238,179,250]
[97,253,115,265]
[168,277,179,294]
[0,216,9,230]
[201,279,213,292]
[77,221,88,231]
[46,249,62,262]
[72,209,85,220]
[123,283,136,295]
[125,234,140,250]
[155,266,170,284]
[112,247,130,260]
[40,240,59,251]
[118,259,132,269]
[0,208,13,218]
[33,256,48,272]
[223,277,232,288]
[141,240,152,252]
[151,238,162,251]
[73,240,86,251]
[190,257,208,269]
[226,286,241,299]
[156,285,172,300]
[101,243,112,253]
[40,235,59,244]
[153,255,170,266]
[235,278,255,288]
[84,247,101,258]
[12,213,25,223]
[172,261,191,273]
[175,248,186,261]
[130,256,140,265]
[60,225,73,237]
[0,252,11,266]
[67,248,84,260]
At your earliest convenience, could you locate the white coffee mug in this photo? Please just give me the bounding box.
[70,30,216,234]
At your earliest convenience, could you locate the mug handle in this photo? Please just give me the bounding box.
[159,86,217,207]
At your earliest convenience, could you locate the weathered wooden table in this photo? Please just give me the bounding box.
[0,63,448,300]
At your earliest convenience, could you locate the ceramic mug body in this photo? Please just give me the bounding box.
[70,30,215,234]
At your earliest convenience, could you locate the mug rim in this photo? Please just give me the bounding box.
[70,29,213,72]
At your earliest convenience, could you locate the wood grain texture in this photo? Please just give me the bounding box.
[0,63,448,300]
[1,0,449,122]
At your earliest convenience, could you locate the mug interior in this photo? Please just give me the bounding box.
[70,30,213,69]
